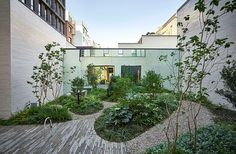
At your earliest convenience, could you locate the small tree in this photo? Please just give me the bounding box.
[142,71,163,97]
[110,76,133,101]
[27,42,75,106]
[71,77,85,96]
[159,0,236,153]
[216,60,236,107]
[86,64,99,88]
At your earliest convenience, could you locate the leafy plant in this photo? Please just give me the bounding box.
[48,95,103,115]
[86,64,100,88]
[48,95,79,113]
[71,77,85,96]
[147,125,236,154]
[94,93,178,142]
[142,71,163,97]
[105,105,133,126]
[158,0,236,152]
[216,60,236,107]
[27,42,75,105]
[109,76,133,101]
[88,88,108,100]
[0,105,71,125]
[76,95,104,115]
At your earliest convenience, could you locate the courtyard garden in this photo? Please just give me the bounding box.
[0,0,236,153]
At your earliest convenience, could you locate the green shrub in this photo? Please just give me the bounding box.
[88,88,108,100]
[152,93,178,111]
[71,77,85,96]
[86,64,100,88]
[48,95,79,113]
[76,95,104,115]
[50,95,103,115]
[109,76,133,101]
[142,71,163,97]
[95,93,178,142]
[105,104,133,126]
[216,60,236,107]
[147,125,236,154]
[0,105,71,125]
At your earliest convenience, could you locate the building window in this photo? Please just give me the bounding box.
[38,3,41,16]
[103,50,109,56]
[44,9,47,21]
[90,50,95,57]
[69,26,72,33]
[118,49,123,56]
[30,0,34,10]
[80,50,85,57]
[49,12,52,24]
[68,37,72,44]
[47,0,51,6]
[60,22,63,33]
[21,0,26,4]
[131,50,137,57]
[55,18,58,29]
[57,19,60,31]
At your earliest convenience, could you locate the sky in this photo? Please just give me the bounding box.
[66,0,186,47]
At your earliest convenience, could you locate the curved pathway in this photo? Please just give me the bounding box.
[125,101,215,153]
[0,101,214,154]
[0,102,126,154]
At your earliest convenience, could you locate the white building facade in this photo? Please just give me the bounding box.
[177,0,236,108]
[63,35,178,94]
[0,0,67,119]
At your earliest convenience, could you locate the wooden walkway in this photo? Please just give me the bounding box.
[0,102,127,154]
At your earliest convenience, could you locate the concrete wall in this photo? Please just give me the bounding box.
[63,35,178,94]
[177,0,236,108]
[0,0,11,119]
[118,35,177,48]
[9,0,67,115]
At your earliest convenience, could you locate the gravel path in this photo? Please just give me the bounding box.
[125,101,215,154]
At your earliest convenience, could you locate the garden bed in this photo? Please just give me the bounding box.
[49,95,104,115]
[94,93,178,142]
[146,125,236,154]
[0,105,71,125]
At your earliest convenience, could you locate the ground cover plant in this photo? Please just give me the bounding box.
[0,105,71,125]
[49,95,104,115]
[146,125,236,154]
[94,93,178,142]
[75,95,104,115]
[88,88,108,101]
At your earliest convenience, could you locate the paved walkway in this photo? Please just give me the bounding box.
[0,101,214,154]
[0,102,126,154]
